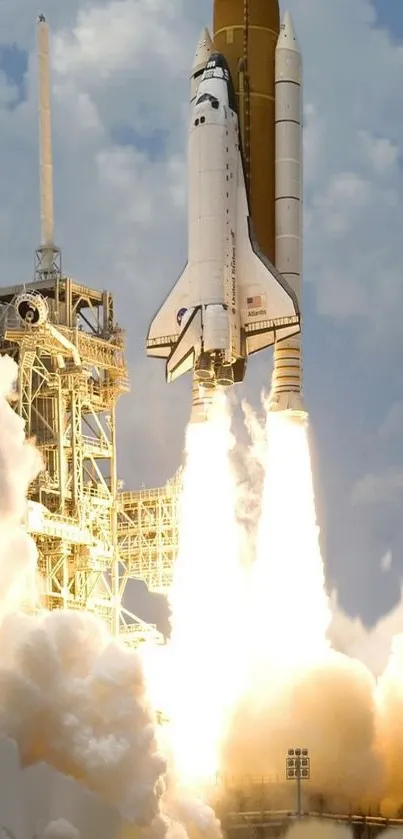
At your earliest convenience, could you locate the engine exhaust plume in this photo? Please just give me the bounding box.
[144,392,244,792]
[249,409,330,680]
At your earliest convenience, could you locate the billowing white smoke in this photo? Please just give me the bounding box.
[0,610,166,822]
[223,648,383,810]
[329,588,403,678]
[164,792,222,839]
[0,357,167,830]
[42,819,80,839]
[0,355,42,617]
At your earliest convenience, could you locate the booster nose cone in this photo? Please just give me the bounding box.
[277,10,300,52]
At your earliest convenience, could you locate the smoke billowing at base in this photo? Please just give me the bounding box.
[4,349,403,837]
[0,355,220,839]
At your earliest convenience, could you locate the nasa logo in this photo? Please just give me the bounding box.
[177,307,187,326]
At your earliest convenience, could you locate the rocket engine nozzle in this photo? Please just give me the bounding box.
[195,353,214,382]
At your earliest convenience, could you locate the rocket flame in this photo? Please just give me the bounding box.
[150,392,244,790]
[250,410,331,680]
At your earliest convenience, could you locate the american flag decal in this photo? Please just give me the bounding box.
[247,295,262,307]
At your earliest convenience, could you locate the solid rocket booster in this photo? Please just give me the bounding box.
[270,12,305,416]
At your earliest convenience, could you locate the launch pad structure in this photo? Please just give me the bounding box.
[213,775,403,838]
[0,270,179,642]
[0,15,180,645]
[221,811,403,839]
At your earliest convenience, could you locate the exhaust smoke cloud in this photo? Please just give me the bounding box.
[0,356,170,836]
[4,343,403,831]
[42,819,80,839]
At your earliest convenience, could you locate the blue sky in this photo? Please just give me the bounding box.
[373,0,403,39]
[0,42,27,107]
[0,0,402,647]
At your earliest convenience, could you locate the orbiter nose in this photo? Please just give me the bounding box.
[191,27,213,103]
[192,27,213,72]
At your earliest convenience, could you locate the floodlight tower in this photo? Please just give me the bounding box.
[286,747,310,817]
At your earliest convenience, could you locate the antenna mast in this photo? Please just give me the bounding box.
[35,14,61,280]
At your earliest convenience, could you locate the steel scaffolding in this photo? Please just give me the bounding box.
[0,278,166,644]
[117,471,181,594]
[2,15,181,645]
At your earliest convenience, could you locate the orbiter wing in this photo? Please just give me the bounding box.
[146,263,192,360]
[146,263,203,383]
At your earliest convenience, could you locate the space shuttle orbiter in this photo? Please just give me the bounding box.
[146,51,300,391]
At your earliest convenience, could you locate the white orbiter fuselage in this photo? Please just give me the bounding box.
[146,52,300,390]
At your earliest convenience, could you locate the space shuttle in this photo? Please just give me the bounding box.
[146,52,300,391]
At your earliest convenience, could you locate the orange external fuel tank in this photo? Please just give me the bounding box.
[213,0,279,264]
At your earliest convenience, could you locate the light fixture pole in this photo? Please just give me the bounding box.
[286,747,310,817]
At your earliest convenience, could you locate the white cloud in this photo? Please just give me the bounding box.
[287,0,403,346]
[329,588,403,678]
[53,0,181,79]
[381,550,393,572]
[359,130,399,176]
[379,402,403,438]
[351,469,403,508]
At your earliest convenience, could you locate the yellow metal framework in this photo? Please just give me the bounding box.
[0,274,175,645]
[118,470,181,594]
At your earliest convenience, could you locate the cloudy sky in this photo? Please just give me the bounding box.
[0,0,402,628]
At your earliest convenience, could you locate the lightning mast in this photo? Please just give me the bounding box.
[35,13,61,280]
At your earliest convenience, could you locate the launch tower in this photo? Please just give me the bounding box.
[0,15,176,643]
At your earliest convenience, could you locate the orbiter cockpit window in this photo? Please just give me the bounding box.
[196,93,220,108]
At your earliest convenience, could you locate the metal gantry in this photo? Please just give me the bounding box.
[118,470,181,594]
[0,277,165,644]
[1,14,181,646]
